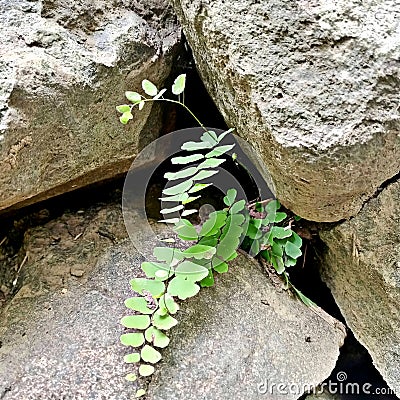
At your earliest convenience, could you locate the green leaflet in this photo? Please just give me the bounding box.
[142,79,158,96]
[120,315,151,330]
[173,219,198,241]
[141,345,162,363]
[164,166,198,181]
[205,144,235,158]
[163,179,193,196]
[145,326,170,348]
[197,158,225,169]
[167,276,200,300]
[175,261,209,282]
[139,364,154,377]
[130,278,165,298]
[120,333,145,347]
[199,211,227,237]
[172,74,186,95]
[183,244,216,259]
[171,154,204,164]
[192,169,219,181]
[125,297,157,314]
[152,313,178,330]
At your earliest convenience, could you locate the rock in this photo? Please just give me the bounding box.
[319,179,400,394]
[305,392,339,400]
[0,212,346,398]
[146,252,346,400]
[0,0,181,213]
[171,0,400,222]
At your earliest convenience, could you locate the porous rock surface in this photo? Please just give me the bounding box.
[320,179,400,394]
[0,208,346,399]
[171,0,400,222]
[0,0,180,213]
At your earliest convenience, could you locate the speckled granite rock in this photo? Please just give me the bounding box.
[0,0,180,213]
[171,0,400,222]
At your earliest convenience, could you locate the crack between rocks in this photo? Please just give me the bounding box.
[354,169,400,219]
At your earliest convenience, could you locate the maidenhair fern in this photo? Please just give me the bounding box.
[117,74,314,397]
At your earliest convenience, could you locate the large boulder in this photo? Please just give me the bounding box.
[171,0,400,222]
[319,179,400,393]
[0,206,346,399]
[0,0,180,213]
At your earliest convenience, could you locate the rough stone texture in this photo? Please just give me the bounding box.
[171,0,400,222]
[319,179,400,394]
[146,255,346,400]
[0,214,346,399]
[0,0,181,213]
[305,392,339,400]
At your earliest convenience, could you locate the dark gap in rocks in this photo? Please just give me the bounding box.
[289,240,396,399]
[356,168,400,218]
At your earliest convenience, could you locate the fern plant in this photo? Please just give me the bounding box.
[116,74,313,397]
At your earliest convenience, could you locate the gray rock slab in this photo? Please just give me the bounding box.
[0,0,180,213]
[320,179,400,395]
[171,0,400,222]
[0,210,345,399]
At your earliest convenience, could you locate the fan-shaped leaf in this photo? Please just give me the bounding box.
[130,278,165,298]
[229,199,246,214]
[173,219,198,241]
[188,183,212,193]
[152,313,178,330]
[139,364,155,377]
[175,261,209,281]
[125,373,137,382]
[121,315,151,330]
[172,74,186,95]
[200,270,215,287]
[120,111,133,124]
[223,189,237,206]
[192,170,219,181]
[164,167,198,181]
[205,144,235,158]
[171,154,204,164]
[213,261,228,273]
[181,141,213,151]
[141,261,170,279]
[285,241,302,259]
[159,293,180,314]
[159,193,189,202]
[160,204,184,215]
[142,79,158,96]
[163,179,193,196]
[197,158,225,169]
[183,244,216,259]
[270,226,292,239]
[182,209,198,217]
[153,247,184,263]
[141,345,162,363]
[125,91,141,103]
[167,276,200,300]
[116,104,130,113]
[124,353,141,363]
[199,211,227,237]
[120,332,145,347]
[135,389,146,398]
[200,130,218,146]
[125,297,157,314]
[145,326,170,348]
